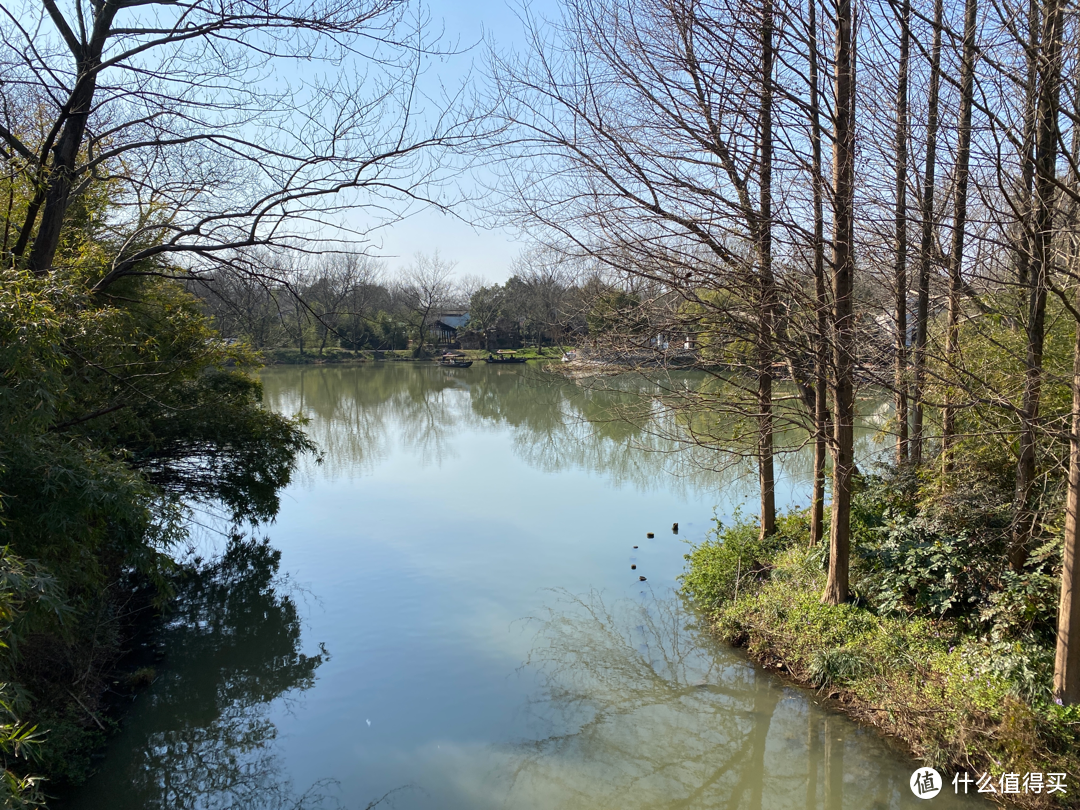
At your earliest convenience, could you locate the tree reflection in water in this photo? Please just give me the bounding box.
[67,538,340,810]
[260,364,886,505]
[261,364,476,478]
[501,589,920,810]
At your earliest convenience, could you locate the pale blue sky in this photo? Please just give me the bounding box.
[357,0,553,284]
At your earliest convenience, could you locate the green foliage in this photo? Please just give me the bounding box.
[0,548,65,809]
[928,294,1075,491]
[677,288,754,366]
[586,289,648,336]
[855,510,997,618]
[807,646,874,687]
[0,267,314,587]
[980,563,1062,641]
[850,470,1061,642]
[0,259,316,798]
[680,510,805,610]
[368,311,409,350]
[335,310,409,351]
[467,285,506,333]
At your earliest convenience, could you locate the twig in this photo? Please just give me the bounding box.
[66,689,106,731]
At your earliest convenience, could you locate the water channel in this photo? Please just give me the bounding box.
[65,363,986,810]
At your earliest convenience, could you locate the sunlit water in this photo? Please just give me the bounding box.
[64,363,986,810]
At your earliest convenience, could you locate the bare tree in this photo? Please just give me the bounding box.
[0,0,480,287]
[822,0,857,606]
[806,0,831,549]
[398,251,457,357]
[893,0,912,465]
[911,0,944,465]
[488,0,816,539]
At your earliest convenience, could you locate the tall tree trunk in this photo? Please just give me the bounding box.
[758,0,777,539]
[824,0,856,605]
[911,0,943,465]
[1053,62,1080,707]
[1057,306,1080,704]
[940,0,978,468]
[893,0,911,465]
[1013,0,1063,571]
[808,0,829,548]
[23,6,120,273]
[296,299,305,356]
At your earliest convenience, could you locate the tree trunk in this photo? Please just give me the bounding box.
[758,0,777,539]
[296,299,305,356]
[893,0,911,465]
[940,0,978,469]
[808,0,829,548]
[824,0,856,605]
[1056,267,1080,704]
[23,4,120,273]
[911,0,943,465]
[1013,0,1063,571]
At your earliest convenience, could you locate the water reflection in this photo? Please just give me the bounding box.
[503,589,977,810]
[63,538,330,810]
[260,364,879,502]
[67,365,984,810]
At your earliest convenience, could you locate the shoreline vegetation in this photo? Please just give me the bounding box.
[259,346,567,365]
[0,267,316,806]
[682,488,1080,810]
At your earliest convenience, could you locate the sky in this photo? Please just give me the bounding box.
[357,0,555,285]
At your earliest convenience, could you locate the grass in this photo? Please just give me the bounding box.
[682,515,1080,809]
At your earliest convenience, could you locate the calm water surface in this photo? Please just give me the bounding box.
[66,363,985,810]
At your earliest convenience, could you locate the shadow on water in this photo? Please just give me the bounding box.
[60,537,402,810]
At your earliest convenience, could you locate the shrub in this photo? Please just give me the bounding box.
[850,470,1061,642]
[681,511,805,611]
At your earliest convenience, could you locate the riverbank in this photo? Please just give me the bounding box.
[31,589,163,790]
[681,511,1080,809]
[260,347,567,364]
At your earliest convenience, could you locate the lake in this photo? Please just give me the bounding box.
[63,362,985,810]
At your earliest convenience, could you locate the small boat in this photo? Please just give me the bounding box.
[438,352,473,368]
[485,350,527,364]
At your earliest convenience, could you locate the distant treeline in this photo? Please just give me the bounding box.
[193,249,687,357]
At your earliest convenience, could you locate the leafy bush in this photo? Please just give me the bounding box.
[681,511,804,610]
[855,511,995,617]
[849,471,1060,642]
[0,549,65,808]
[808,646,874,687]
[0,264,317,797]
